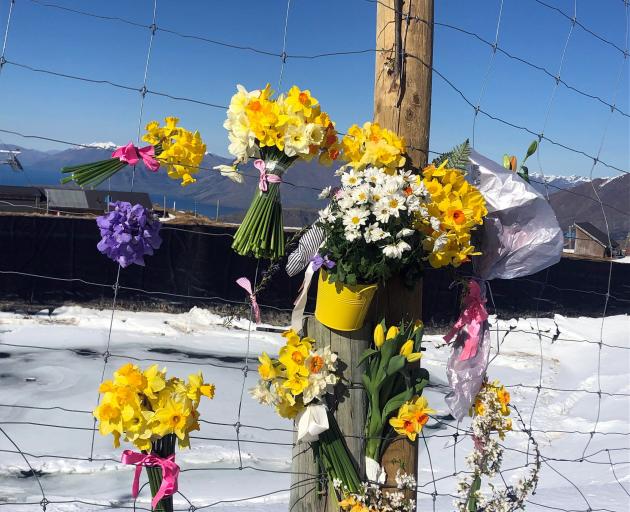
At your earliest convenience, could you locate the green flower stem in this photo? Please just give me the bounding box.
[144,434,175,512]
[232,181,284,259]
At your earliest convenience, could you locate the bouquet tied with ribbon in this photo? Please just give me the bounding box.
[62,117,206,188]
[222,84,341,259]
[250,330,361,493]
[93,363,215,511]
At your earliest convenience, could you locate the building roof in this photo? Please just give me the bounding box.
[0,185,43,200]
[575,222,619,248]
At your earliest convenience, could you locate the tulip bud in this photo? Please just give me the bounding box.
[386,326,399,340]
[373,323,385,348]
[400,340,414,357]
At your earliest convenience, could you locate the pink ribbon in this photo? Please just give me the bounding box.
[443,280,489,361]
[112,143,160,172]
[237,277,261,324]
[121,450,179,510]
[254,159,282,192]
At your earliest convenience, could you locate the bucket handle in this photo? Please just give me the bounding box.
[358,284,378,297]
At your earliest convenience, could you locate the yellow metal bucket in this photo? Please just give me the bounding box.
[314,270,378,331]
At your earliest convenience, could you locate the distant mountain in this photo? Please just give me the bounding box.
[3,144,627,237]
[548,174,630,240]
[528,173,599,196]
[0,143,340,218]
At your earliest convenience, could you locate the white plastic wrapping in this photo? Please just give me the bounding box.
[445,150,563,420]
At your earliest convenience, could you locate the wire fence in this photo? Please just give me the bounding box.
[0,0,628,511]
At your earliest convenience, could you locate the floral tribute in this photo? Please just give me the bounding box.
[222,84,340,259]
[419,160,487,269]
[61,117,206,188]
[93,363,215,512]
[361,320,433,482]
[336,469,418,512]
[316,134,488,288]
[251,330,361,493]
[456,379,540,512]
[96,201,162,268]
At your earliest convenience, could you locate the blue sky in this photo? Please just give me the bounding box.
[0,0,627,178]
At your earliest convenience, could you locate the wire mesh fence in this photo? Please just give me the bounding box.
[0,0,628,511]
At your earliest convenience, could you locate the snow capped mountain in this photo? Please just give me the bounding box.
[84,141,119,150]
[528,173,601,194]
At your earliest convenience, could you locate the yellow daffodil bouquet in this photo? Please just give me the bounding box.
[62,117,206,188]
[360,320,433,484]
[250,330,361,494]
[223,84,341,259]
[93,363,215,512]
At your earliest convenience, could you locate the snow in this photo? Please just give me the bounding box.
[0,307,628,511]
[84,142,119,150]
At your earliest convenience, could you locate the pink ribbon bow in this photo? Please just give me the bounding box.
[254,159,282,192]
[236,277,261,324]
[443,280,489,361]
[121,450,179,510]
[112,143,160,172]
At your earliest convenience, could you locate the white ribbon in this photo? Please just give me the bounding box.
[291,261,316,332]
[365,457,387,484]
[296,404,329,443]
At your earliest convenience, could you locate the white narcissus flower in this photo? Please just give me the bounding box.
[433,233,449,252]
[284,124,310,157]
[405,193,420,211]
[213,164,244,184]
[382,240,411,259]
[249,382,274,405]
[304,123,324,145]
[430,216,442,231]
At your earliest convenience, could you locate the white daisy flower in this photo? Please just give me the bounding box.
[341,169,363,188]
[351,184,371,205]
[365,223,389,243]
[384,194,407,217]
[345,227,361,241]
[374,201,392,223]
[342,207,369,229]
[396,228,414,238]
[430,216,441,231]
[382,240,411,259]
[318,186,332,199]
[364,166,385,186]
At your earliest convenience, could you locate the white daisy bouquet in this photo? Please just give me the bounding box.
[222,84,340,259]
[251,330,361,493]
[316,164,430,286]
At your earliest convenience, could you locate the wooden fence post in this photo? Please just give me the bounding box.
[289,1,433,509]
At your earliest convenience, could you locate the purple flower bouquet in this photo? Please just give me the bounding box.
[96,202,162,268]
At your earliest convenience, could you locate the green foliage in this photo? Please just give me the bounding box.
[432,139,471,171]
[362,319,430,463]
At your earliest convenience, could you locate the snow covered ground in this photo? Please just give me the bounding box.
[0,306,628,511]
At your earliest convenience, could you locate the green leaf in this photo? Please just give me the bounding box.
[381,387,414,423]
[415,378,429,394]
[432,139,471,171]
[362,373,371,393]
[358,348,379,368]
[386,354,406,376]
[524,139,538,161]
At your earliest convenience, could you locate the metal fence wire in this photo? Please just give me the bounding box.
[0,0,628,511]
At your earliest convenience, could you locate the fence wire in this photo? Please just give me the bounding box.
[0,0,628,511]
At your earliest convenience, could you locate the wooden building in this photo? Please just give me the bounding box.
[573,222,620,259]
